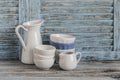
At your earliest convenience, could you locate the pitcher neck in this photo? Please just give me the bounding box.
[28,26,40,31]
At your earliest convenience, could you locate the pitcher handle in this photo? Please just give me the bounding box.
[76,52,82,64]
[15,25,28,49]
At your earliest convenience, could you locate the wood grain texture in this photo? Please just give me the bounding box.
[114,0,120,51]
[41,0,114,56]
[0,60,119,80]
[0,0,19,59]
[0,1,18,7]
[42,13,113,20]
[43,26,113,33]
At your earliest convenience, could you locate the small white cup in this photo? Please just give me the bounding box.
[59,52,82,71]
[33,45,56,57]
[33,54,54,60]
[34,58,55,70]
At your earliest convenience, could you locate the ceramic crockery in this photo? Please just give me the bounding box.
[34,58,55,70]
[59,52,82,70]
[33,45,56,57]
[50,34,75,44]
[50,34,76,63]
[15,20,44,64]
[33,53,54,60]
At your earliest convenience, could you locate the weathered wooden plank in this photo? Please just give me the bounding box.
[1,61,120,79]
[42,1,113,7]
[0,20,18,26]
[76,46,113,51]
[43,26,113,33]
[44,20,113,26]
[0,46,18,50]
[114,0,120,51]
[0,43,18,46]
[80,51,120,61]
[29,0,41,20]
[0,33,16,38]
[0,1,18,7]
[0,40,18,45]
[75,39,113,46]
[0,70,117,77]
[42,33,113,40]
[0,77,115,80]
[42,13,113,20]
[0,0,18,1]
[19,0,29,23]
[0,14,18,20]
[0,28,16,33]
[41,7,113,13]
[0,7,18,14]
[43,0,113,3]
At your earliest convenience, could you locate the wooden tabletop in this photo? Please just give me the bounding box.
[0,60,120,80]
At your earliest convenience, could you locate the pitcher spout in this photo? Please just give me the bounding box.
[23,20,44,28]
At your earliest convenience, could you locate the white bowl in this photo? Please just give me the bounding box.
[33,45,56,56]
[33,53,54,60]
[50,34,75,43]
[34,58,55,70]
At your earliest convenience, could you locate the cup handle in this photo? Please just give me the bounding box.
[76,52,82,64]
[15,25,28,49]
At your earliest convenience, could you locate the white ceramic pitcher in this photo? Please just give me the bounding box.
[59,52,82,70]
[15,20,44,64]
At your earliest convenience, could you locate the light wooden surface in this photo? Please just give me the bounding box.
[0,60,120,80]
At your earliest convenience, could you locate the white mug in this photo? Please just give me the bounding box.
[59,52,82,71]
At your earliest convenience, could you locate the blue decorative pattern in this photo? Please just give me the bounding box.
[50,41,75,50]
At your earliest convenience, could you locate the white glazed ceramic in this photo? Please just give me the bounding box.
[15,20,44,64]
[50,34,75,43]
[34,58,55,70]
[33,54,54,60]
[50,34,76,63]
[55,48,75,63]
[59,52,82,71]
[33,45,56,56]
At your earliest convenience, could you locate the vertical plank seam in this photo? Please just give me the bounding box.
[114,0,120,52]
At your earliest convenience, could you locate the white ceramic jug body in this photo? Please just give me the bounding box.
[59,52,81,70]
[15,20,44,64]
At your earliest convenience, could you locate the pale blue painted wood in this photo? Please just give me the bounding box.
[40,0,117,61]
[114,0,120,52]
[0,0,19,59]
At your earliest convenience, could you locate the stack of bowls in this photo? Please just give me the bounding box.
[33,45,56,70]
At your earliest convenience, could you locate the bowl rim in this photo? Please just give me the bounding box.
[50,34,75,40]
[34,58,55,61]
[34,53,54,58]
[34,45,56,51]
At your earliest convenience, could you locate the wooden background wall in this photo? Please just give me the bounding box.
[0,0,120,60]
[0,0,19,59]
[41,0,117,61]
